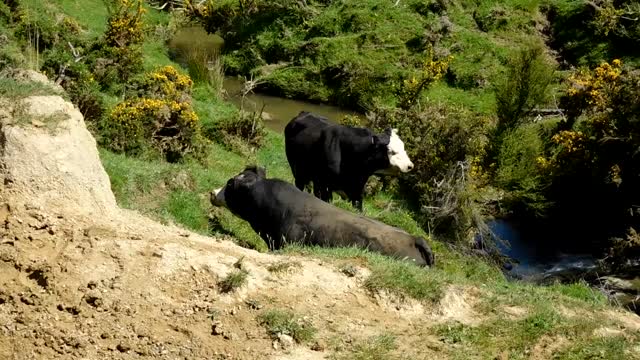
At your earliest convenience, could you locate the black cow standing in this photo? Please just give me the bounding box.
[284,111,414,211]
[211,166,435,267]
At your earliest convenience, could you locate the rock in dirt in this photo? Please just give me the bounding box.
[277,333,294,349]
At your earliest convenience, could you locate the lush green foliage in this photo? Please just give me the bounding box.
[493,44,556,136]
[188,0,540,111]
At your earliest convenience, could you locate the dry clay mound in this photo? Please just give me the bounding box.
[0,82,476,359]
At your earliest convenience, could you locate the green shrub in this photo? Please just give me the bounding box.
[217,269,248,293]
[203,109,266,156]
[368,103,493,243]
[494,123,550,218]
[493,43,555,138]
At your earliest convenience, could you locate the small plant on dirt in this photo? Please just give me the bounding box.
[218,269,249,293]
[338,264,358,277]
[335,334,397,360]
[267,261,302,275]
[207,308,221,321]
[258,309,316,344]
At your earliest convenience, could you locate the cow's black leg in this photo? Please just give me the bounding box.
[319,186,332,203]
[347,181,366,212]
[294,178,307,192]
[351,198,363,212]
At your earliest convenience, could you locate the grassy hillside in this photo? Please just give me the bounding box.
[1,0,640,357]
[194,0,558,112]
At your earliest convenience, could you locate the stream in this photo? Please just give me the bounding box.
[222,77,361,133]
[487,219,600,281]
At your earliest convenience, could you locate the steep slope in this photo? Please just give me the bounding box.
[0,73,639,359]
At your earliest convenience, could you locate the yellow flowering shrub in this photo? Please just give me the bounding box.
[104,97,205,161]
[395,49,453,109]
[133,65,194,101]
[104,0,146,48]
[565,59,622,110]
[551,130,586,154]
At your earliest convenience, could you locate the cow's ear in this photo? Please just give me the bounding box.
[373,134,390,146]
[243,165,266,178]
[384,127,393,135]
[256,166,267,179]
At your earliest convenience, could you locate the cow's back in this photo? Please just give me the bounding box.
[284,111,332,141]
[284,112,334,180]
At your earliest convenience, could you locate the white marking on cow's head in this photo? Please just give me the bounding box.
[387,129,413,173]
[210,186,227,207]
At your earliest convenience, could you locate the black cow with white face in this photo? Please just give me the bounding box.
[211,166,435,267]
[284,111,414,211]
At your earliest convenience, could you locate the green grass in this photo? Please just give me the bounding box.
[0,76,65,99]
[52,0,108,38]
[332,334,398,360]
[257,309,317,344]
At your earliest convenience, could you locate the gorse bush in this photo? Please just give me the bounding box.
[102,65,207,162]
[91,0,146,88]
[394,49,452,110]
[130,65,193,101]
[104,97,204,161]
[534,59,640,251]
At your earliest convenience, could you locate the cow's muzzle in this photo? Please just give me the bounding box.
[210,186,227,208]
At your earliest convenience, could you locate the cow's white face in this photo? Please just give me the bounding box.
[387,129,414,173]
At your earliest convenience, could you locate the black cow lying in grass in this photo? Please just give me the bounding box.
[210,166,435,267]
[284,111,414,211]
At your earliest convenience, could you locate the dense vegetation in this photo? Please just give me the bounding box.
[182,0,640,259]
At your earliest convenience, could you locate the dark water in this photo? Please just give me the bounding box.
[487,219,598,280]
[222,77,361,133]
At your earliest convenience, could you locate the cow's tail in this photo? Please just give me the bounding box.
[415,237,435,267]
